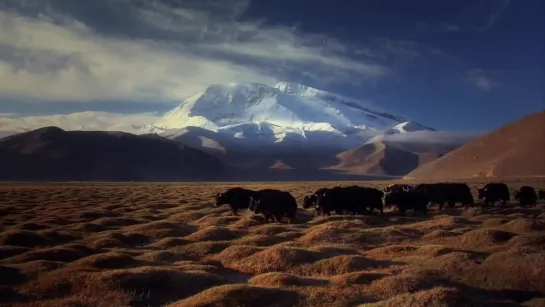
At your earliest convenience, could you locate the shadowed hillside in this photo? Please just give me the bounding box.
[0,127,225,181]
[405,110,545,180]
[328,140,456,176]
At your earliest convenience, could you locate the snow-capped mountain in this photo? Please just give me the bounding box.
[365,121,435,144]
[143,82,432,151]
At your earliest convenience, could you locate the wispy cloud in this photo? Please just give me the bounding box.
[444,24,460,33]
[0,0,388,104]
[465,69,498,91]
[0,111,161,134]
[477,0,511,32]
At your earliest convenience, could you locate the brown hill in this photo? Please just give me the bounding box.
[328,140,456,176]
[269,160,294,169]
[0,127,225,181]
[405,110,545,180]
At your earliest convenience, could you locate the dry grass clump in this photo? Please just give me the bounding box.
[0,230,48,247]
[213,245,264,267]
[5,247,89,264]
[421,229,458,239]
[476,247,545,292]
[192,215,240,228]
[147,237,189,248]
[249,272,328,287]
[365,245,419,258]
[172,261,220,273]
[297,224,353,244]
[184,225,246,241]
[13,260,64,277]
[329,271,387,286]
[249,224,298,235]
[366,274,436,300]
[226,245,328,274]
[123,220,197,238]
[167,284,301,307]
[69,252,140,269]
[1,181,545,306]
[233,234,287,246]
[0,246,31,260]
[231,215,265,228]
[72,222,107,232]
[359,287,475,307]
[500,218,545,233]
[508,232,545,248]
[170,241,231,260]
[479,217,510,228]
[101,267,227,305]
[298,255,392,276]
[136,251,185,264]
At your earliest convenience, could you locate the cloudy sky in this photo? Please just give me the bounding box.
[0,0,543,133]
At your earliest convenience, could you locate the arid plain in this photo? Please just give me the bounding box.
[1,180,545,307]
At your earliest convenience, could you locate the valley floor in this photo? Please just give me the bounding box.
[1,181,545,306]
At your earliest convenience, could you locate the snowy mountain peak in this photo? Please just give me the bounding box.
[143,81,433,150]
[275,82,324,96]
[386,121,435,135]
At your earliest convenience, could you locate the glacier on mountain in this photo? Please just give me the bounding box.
[143,82,433,150]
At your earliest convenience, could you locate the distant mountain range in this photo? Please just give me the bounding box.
[6,81,533,182]
[138,82,456,176]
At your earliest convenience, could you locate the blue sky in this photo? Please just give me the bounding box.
[0,0,543,132]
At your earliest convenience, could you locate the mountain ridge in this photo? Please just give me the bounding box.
[404,110,545,180]
[0,126,226,181]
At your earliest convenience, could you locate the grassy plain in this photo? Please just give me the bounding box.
[1,180,544,307]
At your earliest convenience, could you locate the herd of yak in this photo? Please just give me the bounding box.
[214,183,545,223]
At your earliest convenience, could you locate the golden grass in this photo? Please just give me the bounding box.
[0,180,544,306]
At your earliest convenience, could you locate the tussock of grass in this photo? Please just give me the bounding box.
[421,229,458,239]
[453,228,517,248]
[225,245,327,274]
[366,274,436,300]
[329,271,387,286]
[124,221,197,238]
[500,218,545,233]
[167,284,301,307]
[249,272,328,287]
[101,267,226,305]
[184,226,246,242]
[7,247,88,264]
[0,230,48,247]
[137,251,184,264]
[170,241,230,260]
[213,245,264,267]
[233,234,287,246]
[359,287,474,307]
[147,237,189,248]
[13,260,64,277]
[69,252,140,269]
[299,255,388,276]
